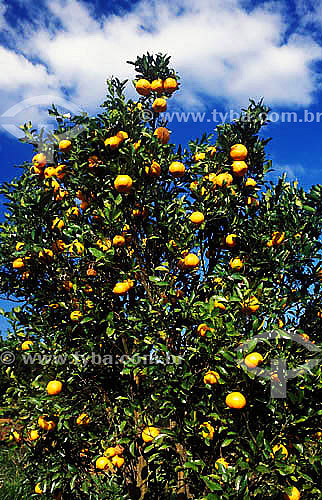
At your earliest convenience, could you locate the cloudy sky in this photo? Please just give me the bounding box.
[1,0,322,332]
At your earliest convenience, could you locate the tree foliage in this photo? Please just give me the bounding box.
[1,53,322,499]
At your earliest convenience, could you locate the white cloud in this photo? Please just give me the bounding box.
[272,163,306,180]
[0,0,321,134]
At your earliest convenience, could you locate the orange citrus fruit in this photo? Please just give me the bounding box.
[215,458,229,470]
[225,234,237,248]
[104,136,122,150]
[229,257,243,270]
[21,340,33,351]
[142,426,160,443]
[225,392,246,409]
[216,172,233,187]
[203,371,220,384]
[244,352,263,368]
[169,161,185,178]
[96,456,109,470]
[232,160,248,177]
[35,483,43,494]
[136,79,151,96]
[164,77,178,93]
[59,139,72,152]
[245,178,256,188]
[154,127,170,144]
[145,161,161,177]
[114,175,132,193]
[189,212,204,225]
[32,153,47,167]
[151,79,164,93]
[270,443,288,460]
[230,144,248,160]
[46,380,63,395]
[183,253,199,269]
[284,486,300,500]
[152,98,167,113]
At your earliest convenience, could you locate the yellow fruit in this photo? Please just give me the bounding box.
[88,155,102,168]
[104,136,122,150]
[203,371,220,385]
[197,323,213,337]
[270,444,288,460]
[70,310,83,321]
[38,416,56,431]
[151,78,164,94]
[232,160,248,177]
[133,140,141,151]
[55,164,66,179]
[230,144,248,160]
[203,173,217,189]
[245,178,257,188]
[96,456,109,470]
[284,486,300,500]
[214,300,226,310]
[193,152,206,162]
[113,235,126,247]
[200,421,214,440]
[216,172,233,187]
[32,153,47,167]
[244,352,263,368]
[38,249,54,261]
[142,426,160,443]
[21,340,33,351]
[206,146,217,157]
[241,296,260,314]
[169,161,185,178]
[215,458,229,470]
[116,131,129,142]
[132,206,148,218]
[66,206,80,218]
[13,258,25,269]
[271,231,285,246]
[46,380,63,395]
[136,79,151,96]
[114,175,133,193]
[59,139,72,152]
[163,77,178,93]
[12,431,22,443]
[154,127,170,144]
[145,161,161,177]
[28,430,40,441]
[183,253,199,269]
[225,392,246,409]
[15,242,25,251]
[104,447,117,457]
[152,97,167,113]
[44,166,56,178]
[189,212,204,225]
[112,455,125,468]
[225,234,237,248]
[229,257,243,270]
[76,413,91,425]
[247,196,259,207]
[113,281,131,295]
[35,483,43,494]
[51,217,65,229]
[96,238,112,251]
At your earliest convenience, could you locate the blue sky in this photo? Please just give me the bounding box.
[1,0,322,334]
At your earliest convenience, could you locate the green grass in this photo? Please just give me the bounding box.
[0,446,28,500]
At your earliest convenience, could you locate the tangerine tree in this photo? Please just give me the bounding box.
[1,52,322,499]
